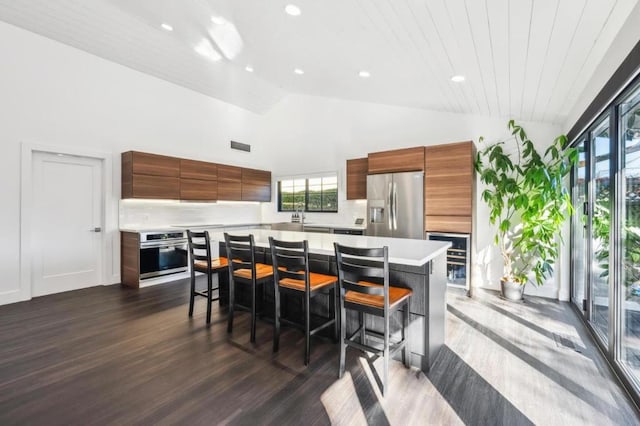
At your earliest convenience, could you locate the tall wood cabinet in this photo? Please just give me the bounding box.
[424,141,474,233]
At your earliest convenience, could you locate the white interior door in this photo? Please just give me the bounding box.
[32,152,103,297]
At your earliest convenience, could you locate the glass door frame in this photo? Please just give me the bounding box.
[569,137,589,316]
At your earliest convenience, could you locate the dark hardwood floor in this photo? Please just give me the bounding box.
[0,280,638,425]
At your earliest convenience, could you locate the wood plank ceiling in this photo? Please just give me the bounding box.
[0,0,636,123]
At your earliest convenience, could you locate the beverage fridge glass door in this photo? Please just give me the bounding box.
[366,173,393,237]
[392,171,425,239]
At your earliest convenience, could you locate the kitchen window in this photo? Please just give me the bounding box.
[278,176,338,212]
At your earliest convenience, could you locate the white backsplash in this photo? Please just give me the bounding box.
[119,200,262,229]
[119,199,367,230]
[260,199,367,226]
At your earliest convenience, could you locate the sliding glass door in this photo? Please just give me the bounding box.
[590,117,611,342]
[620,86,640,384]
[571,80,640,402]
[571,140,587,311]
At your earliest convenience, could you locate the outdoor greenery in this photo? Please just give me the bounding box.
[278,176,338,212]
[475,120,578,286]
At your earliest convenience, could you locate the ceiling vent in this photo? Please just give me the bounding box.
[230,141,250,152]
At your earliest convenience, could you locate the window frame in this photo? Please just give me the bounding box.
[277,175,339,213]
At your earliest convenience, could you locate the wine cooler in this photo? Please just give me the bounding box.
[427,232,470,289]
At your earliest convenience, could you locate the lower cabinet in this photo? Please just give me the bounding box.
[121,232,140,288]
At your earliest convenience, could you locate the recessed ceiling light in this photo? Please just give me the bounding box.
[160,23,173,31]
[451,75,465,83]
[285,4,301,16]
[359,70,371,78]
[211,15,226,25]
[294,68,304,75]
[245,66,254,72]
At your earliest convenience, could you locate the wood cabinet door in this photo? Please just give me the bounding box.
[346,157,368,200]
[120,231,140,288]
[242,168,272,201]
[425,215,472,234]
[217,164,242,200]
[180,159,217,180]
[131,174,180,199]
[424,141,473,217]
[180,178,217,201]
[130,151,180,177]
[367,146,425,174]
[122,151,181,199]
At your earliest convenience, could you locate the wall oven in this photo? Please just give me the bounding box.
[139,231,188,280]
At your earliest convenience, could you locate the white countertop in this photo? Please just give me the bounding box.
[120,222,366,233]
[208,229,450,267]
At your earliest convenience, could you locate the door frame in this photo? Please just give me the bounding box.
[20,142,114,302]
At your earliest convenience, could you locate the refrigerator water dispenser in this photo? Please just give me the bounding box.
[369,207,384,223]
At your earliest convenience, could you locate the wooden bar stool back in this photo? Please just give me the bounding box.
[224,233,274,343]
[269,237,338,365]
[333,243,412,396]
[186,230,229,324]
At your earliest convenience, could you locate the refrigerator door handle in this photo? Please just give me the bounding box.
[392,182,398,230]
[388,181,393,229]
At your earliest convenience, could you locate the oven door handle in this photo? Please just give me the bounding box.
[140,240,187,249]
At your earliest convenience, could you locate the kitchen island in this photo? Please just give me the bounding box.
[208,229,450,372]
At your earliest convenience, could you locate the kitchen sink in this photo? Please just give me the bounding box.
[270,222,303,231]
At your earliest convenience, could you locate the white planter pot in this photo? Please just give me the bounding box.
[500,279,525,301]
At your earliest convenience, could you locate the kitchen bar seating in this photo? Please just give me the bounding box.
[269,237,338,365]
[334,243,412,397]
[186,230,229,324]
[224,233,274,343]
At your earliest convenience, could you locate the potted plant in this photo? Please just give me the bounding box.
[475,120,578,300]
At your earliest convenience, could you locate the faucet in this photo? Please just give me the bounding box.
[296,203,305,224]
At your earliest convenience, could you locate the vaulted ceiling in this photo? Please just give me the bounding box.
[0,0,637,123]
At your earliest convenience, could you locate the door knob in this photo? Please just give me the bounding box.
[90,227,102,232]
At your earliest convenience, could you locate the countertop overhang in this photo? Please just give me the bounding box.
[208,229,450,267]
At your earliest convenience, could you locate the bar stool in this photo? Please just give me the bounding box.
[269,237,338,365]
[186,230,229,324]
[224,233,274,343]
[333,243,412,397]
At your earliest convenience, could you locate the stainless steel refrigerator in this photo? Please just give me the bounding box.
[366,171,424,239]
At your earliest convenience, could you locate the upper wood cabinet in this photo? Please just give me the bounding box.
[367,146,425,174]
[179,159,218,201]
[241,168,272,202]
[346,157,368,200]
[217,164,242,201]
[180,159,217,181]
[122,151,272,202]
[122,151,180,199]
[129,151,180,177]
[424,141,474,233]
